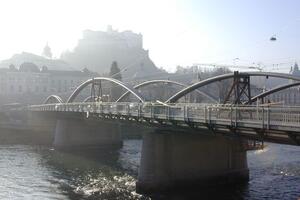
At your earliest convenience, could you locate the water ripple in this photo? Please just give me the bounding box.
[0,142,298,199]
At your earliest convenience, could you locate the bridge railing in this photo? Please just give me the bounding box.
[28,102,300,130]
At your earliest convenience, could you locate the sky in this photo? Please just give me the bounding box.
[0,0,299,72]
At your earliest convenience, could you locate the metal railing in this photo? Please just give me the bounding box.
[28,102,300,132]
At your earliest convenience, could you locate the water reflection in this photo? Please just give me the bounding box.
[0,145,68,199]
[0,141,298,199]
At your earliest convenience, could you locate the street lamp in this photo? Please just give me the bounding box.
[270,35,277,41]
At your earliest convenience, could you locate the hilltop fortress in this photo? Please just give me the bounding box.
[61,26,164,79]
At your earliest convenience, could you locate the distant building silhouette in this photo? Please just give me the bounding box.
[61,26,164,80]
[267,62,300,105]
[0,52,73,71]
[42,43,53,59]
[290,62,300,77]
[0,62,98,105]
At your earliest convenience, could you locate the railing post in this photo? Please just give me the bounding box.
[204,105,207,123]
[235,107,237,127]
[138,104,141,118]
[183,105,187,121]
[208,106,211,125]
[126,104,130,116]
[186,106,189,121]
[230,106,233,125]
[150,105,154,118]
[166,106,170,120]
[100,104,103,114]
[262,107,265,129]
[267,106,270,130]
[92,103,96,113]
[256,103,259,121]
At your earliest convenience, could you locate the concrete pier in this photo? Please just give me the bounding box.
[53,118,123,148]
[136,130,249,194]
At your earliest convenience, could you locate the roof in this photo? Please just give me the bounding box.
[47,70,99,77]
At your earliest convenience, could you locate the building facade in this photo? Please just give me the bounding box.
[266,63,300,105]
[61,26,163,80]
[0,62,98,105]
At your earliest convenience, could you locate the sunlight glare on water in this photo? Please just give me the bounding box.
[0,141,298,199]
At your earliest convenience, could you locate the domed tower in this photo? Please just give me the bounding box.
[42,43,52,59]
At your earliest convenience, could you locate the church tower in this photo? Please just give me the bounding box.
[42,43,52,59]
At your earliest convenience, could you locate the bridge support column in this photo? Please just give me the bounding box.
[136,131,249,194]
[53,118,122,148]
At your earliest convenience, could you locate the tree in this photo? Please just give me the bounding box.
[109,61,123,101]
[109,61,122,80]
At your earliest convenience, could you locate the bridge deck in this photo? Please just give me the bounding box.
[27,102,300,145]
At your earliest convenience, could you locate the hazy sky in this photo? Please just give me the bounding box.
[0,0,299,72]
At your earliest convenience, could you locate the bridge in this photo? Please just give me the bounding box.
[7,71,300,194]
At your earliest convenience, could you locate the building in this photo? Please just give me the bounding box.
[61,26,164,80]
[266,62,300,105]
[0,62,98,105]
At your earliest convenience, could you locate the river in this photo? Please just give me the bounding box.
[0,140,299,199]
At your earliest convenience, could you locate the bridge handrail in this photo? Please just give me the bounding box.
[27,102,300,131]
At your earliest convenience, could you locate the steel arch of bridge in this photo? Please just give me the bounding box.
[43,95,63,104]
[116,79,217,103]
[250,82,300,104]
[166,72,300,103]
[67,77,145,103]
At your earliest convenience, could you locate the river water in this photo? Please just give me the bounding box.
[0,140,299,200]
